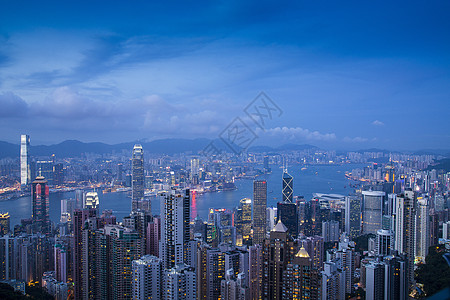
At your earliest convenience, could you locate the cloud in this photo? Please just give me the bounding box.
[372,120,384,126]
[260,126,337,141]
[343,136,369,143]
[0,92,28,117]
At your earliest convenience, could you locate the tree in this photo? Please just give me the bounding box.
[416,245,450,297]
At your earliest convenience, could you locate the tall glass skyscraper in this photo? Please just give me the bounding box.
[282,170,293,203]
[253,180,267,245]
[20,134,30,187]
[132,144,144,211]
[361,191,385,234]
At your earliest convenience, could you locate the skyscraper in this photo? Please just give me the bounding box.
[376,229,394,256]
[53,163,64,186]
[361,191,385,234]
[20,134,31,187]
[285,246,321,300]
[83,192,99,210]
[262,221,295,300]
[253,180,267,245]
[132,144,144,212]
[394,190,416,288]
[345,196,361,239]
[235,198,252,246]
[0,212,10,235]
[31,176,50,233]
[415,197,429,261]
[72,208,97,300]
[282,170,293,203]
[160,188,191,270]
[166,264,197,300]
[277,201,298,238]
[132,255,162,300]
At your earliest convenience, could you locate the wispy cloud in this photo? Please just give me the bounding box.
[260,126,337,142]
[372,120,384,126]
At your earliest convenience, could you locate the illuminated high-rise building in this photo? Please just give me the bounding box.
[132,144,144,212]
[415,197,429,262]
[362,191,385,234]
[262,221,295,300]
[0,212,10,235]
[253,180,267,245]
[345,196,361,239]
[20,134,31,187]
[394,190,416,288]
[166,264,197,300]
[190,157,200,183]
[72,208,98,299]
[282,170,293,203]
[32,176,50,233]
[83,192,99,210]
[160,188,191,270]
[132,255,162,300]
[284,246,321,300]
[53,163,64,186]
[235,198,252,246]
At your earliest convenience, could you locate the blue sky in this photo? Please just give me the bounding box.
[0,1,449,150]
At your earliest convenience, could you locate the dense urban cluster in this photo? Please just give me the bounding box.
[0,135,449,300]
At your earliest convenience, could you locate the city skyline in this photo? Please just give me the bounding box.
[0,2,449,150]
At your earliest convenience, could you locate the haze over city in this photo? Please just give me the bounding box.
[1,1,449,150]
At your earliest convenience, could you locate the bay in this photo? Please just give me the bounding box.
[1,163,366,227]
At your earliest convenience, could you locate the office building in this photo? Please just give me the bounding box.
[322,220,339,242]
[32,176,50,233]
[160,188,191,269]
[83,192,99,210]
[235,198,252,246]
[277,201,298,238]
[132,144,144,212]
[53,163,64,186]
[282,170,293,203]
[344,196,361,239]
[20,134,31,187]
[362,191,385,234]
[253,180,267,245]
[376,229,394,256]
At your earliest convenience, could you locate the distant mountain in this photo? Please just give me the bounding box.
[0,141,19,159]
[248,143,318,153]
[355,148,395,154]
[427,158,450,172]
[0,138,213,159]
[412,149,450,156]
[32,140,116,157]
